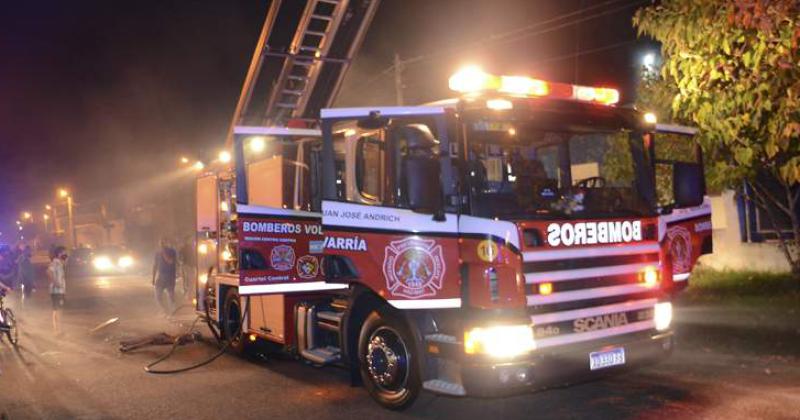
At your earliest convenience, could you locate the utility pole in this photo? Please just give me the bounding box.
[394,52,405,106]
[67,195,76,248]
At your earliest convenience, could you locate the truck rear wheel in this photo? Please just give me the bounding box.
[222,288,245,354]
[358,309,420,410]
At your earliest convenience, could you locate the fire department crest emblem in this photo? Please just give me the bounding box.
[383,238,445,299]
[270,245,296,271]
[667,225,692,274]
[296,255,319,279]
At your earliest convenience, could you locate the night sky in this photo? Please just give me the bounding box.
[0,0,654,237]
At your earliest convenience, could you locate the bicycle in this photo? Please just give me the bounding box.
[0,289,18,346]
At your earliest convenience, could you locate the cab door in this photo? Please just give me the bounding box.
[320,108,462,309]
[654,124,712,289]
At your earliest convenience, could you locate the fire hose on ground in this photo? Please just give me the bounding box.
[118,300,250,375]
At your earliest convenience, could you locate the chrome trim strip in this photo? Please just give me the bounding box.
[530,298,658,325]
[523,243,660,262]
[525,262,655,284]
[527,283,654,305]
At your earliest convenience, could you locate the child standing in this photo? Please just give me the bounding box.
[47,246,67,335]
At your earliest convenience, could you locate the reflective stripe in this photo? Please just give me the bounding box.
[673,272,690,282]
[535,319,655,348]
[530,298,658,325]
[237,204,321,219]
[321,106,446,119]
[525,262,654,284]
[527,283,653,305]
[388,298,462,309]
[233,126,321,137]
[239,282,347,295]
[459,215,520,251]
[523,243,660,262]
[322,201,458,234]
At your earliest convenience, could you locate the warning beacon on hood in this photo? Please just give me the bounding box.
[546,221,642,247]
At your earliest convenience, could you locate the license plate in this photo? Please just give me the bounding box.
[589,347,626,370]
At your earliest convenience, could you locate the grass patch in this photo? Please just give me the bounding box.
[689,269,799,295]
[684,269,800,303]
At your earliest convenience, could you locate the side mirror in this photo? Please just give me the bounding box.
[673,162,704,208]
[405,156,443,217]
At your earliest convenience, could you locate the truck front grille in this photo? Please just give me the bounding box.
[523,242,663,349]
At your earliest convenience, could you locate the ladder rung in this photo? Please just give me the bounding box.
[292,60,314,67]
[299,46,320,52]
[304,30,327,37]
[317,0,340,4]
[310,14,333,22]
[276,102,298,109]
[288,75,309,81]
[282,89,304,96]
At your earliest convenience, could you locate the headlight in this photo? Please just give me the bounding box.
[654,302,673,331]
[464,325,536,358]
[93,256,113,270]
[118,256,134,268]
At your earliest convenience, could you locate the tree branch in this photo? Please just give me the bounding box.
[753,178,792,215]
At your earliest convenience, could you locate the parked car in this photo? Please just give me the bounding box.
[89,246,137,275]
[67,246,137,276]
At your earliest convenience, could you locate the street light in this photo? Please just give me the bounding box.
[218,150,232,164]
[57,188,76,249]
[22,211,31,220]
[45,204,52,211]
[180,156,190,164]
[642,52,657,70]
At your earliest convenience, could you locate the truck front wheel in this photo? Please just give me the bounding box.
[222,288,245,354]
[358,309,421,410]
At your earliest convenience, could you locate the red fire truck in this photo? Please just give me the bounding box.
[194,0,711,410]
[195,71,711,410]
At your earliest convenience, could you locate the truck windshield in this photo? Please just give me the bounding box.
[464,119,655,219]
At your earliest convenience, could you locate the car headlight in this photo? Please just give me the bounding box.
[654,302,673,331]
[118,256,134,268]
[464,325,536,358]
[93,256,113,270]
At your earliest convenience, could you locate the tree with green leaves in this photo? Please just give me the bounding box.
[634,0,800,277]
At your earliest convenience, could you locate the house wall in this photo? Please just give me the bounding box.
[698,190,791,272]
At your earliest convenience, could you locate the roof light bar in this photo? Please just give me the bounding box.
[449,66,619,106]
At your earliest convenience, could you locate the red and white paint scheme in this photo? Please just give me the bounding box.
[194,70,711,410]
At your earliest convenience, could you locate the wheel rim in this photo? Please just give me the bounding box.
[5,309,17,345]
[365,326,410,393]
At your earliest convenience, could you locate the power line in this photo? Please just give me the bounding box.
[349,0,647,96]
[400,0,645,67]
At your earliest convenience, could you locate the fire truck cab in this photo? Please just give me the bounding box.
[195,69,711,409]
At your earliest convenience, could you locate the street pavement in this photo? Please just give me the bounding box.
[1,272,799,420]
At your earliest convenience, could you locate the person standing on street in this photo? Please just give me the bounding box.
[47,246,67,335]
[152,239,177,317]
[16,246,34,307]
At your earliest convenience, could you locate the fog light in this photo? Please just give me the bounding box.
[654,302,672,331]
[464,325,536,358]
[538,282,553,295]
[641,266,659,288]
[248,334,257,342]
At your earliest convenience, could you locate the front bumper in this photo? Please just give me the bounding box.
[428,330,674,397]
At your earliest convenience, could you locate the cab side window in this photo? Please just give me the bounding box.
[356,133,385,203]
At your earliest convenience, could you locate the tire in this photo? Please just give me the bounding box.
[358,309,421,410]
[4,308,18,346]
[221,288,245,354]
